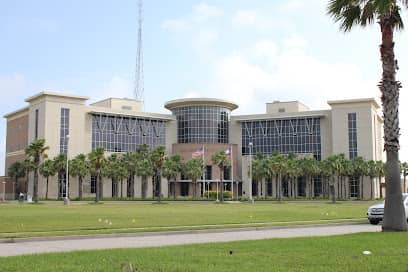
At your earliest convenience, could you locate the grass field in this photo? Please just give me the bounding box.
[0,201,374,238]
[1,232,406,272]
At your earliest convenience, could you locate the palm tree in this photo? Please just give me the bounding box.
[25,139,49,203]
[22,158,35,197]
[351,157,368,199]
[122,152,138,198]
[252,153,268,198]
[326,154,344,203]
[376,160,386,198]
[136,144,153,199]
[270,153,288,202]
[117,157,129,198]
[162,154,182,199]
[212,150,231,202]
[183,158,204,199]
[53,154,67,199]
[286,155,301,198]
[39,159,56,199]
[69,154,88,200]
[327,0,407,232]
[150,146,166,202]
[367,160,378,199]
[88,147,106,203]
[8,161,25,199]
[103,154,126,198]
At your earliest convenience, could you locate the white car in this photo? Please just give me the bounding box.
[367,193,408,225]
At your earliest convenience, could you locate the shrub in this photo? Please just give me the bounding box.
[204,190,232,200]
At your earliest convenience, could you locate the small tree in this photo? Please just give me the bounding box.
[122,152,138,198]
[8,161,25,199]
[69,154,88,200]
[53,154,67,199]
[39,159,56,199]
[22,158,35,196]
[162,155,182,199]
[150,146,166,202]
[88,147,106,203]
[183,158,204,199]
[212,150,230,202]
[136,145,153,199]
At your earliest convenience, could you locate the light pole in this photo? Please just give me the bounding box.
[2,181,6,202]
[248,142,254,203]
[64,135,70,205]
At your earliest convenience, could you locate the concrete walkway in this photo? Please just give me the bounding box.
[0,223,380,257]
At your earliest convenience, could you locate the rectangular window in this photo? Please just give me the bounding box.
[205,165,212,180]
[348,113,358,159]
[223,166,231,180]
[60,108,70,154]
[35,109,39,139]
[180,182,189,196]
[91,176,97,194]
[349,177,359,198]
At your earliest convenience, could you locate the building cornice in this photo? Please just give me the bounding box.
[25,91,89,103]
[164,98,238,111]
[3,106,29,119]
[327,98,380,109]
[232,110,330,122]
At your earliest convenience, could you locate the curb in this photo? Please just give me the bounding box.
[0,221,366,244]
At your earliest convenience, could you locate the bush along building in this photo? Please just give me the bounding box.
[3,91,385,200]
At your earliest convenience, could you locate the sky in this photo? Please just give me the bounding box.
[1,0,408,175]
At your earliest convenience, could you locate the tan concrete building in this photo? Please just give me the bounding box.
[2,91,383,200]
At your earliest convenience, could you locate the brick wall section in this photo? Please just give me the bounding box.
[172,143,239,181]
[6,115,28,154]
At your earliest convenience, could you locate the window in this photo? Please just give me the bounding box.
[60,108,70,154]
[92,114,166,152]
[241,117,322,160]
[278,108,285,113]
[223,166,231,180]
[35,109,39,139]
[349,177,359,198]
[180,182,189,196]
[121,106,132,110]
[348,113,358,159]
[172,105,231,144]
[205,165,212,180]
[91,176,97,194]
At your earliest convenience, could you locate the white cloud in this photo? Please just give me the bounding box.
[196,36,377,114]
[161,2,222,51]
[231,9,294,32]
[192,2,223,23]
[89,76,133,103]
[280,0,304,11]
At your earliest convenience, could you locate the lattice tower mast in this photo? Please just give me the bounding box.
[134,0,144,102]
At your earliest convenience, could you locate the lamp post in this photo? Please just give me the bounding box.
[248,142,254,204]
[64,134,70,205]
[2,181,6,202]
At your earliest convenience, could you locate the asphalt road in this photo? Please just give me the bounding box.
[0,223,380,257]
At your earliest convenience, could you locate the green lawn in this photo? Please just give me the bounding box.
[0,201,374,238]
[1,232,407,272]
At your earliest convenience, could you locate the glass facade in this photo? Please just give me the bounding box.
[241,117,322,160]
[35,109,39,139]
[348,113,358,159]
[91,114,166,152]
[349,177,359,198]
[60,108,70,154]
[171,106,230,144]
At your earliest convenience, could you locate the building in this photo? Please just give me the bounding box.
[2,91,383,199]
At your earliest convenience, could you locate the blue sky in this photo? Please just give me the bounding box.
[1,0,408,174]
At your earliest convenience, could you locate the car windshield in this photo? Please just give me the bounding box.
[377,194,408,204]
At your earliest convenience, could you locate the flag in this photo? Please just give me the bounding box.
[192,147,204,158]
[225,147,231,157]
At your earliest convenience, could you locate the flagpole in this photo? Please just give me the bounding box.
[202,145,205,199]
[231,144,234,201]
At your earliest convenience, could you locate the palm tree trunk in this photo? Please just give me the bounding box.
[142,176,147,199]
[120,179,123,198]
[370,177,374,200]
[379,19,407,231]
[95,174,100,203]
[79,176,83,200]
[46,177,49,200]
[220,176,224,202]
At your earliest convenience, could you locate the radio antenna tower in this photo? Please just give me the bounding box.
[134,0,144,102]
